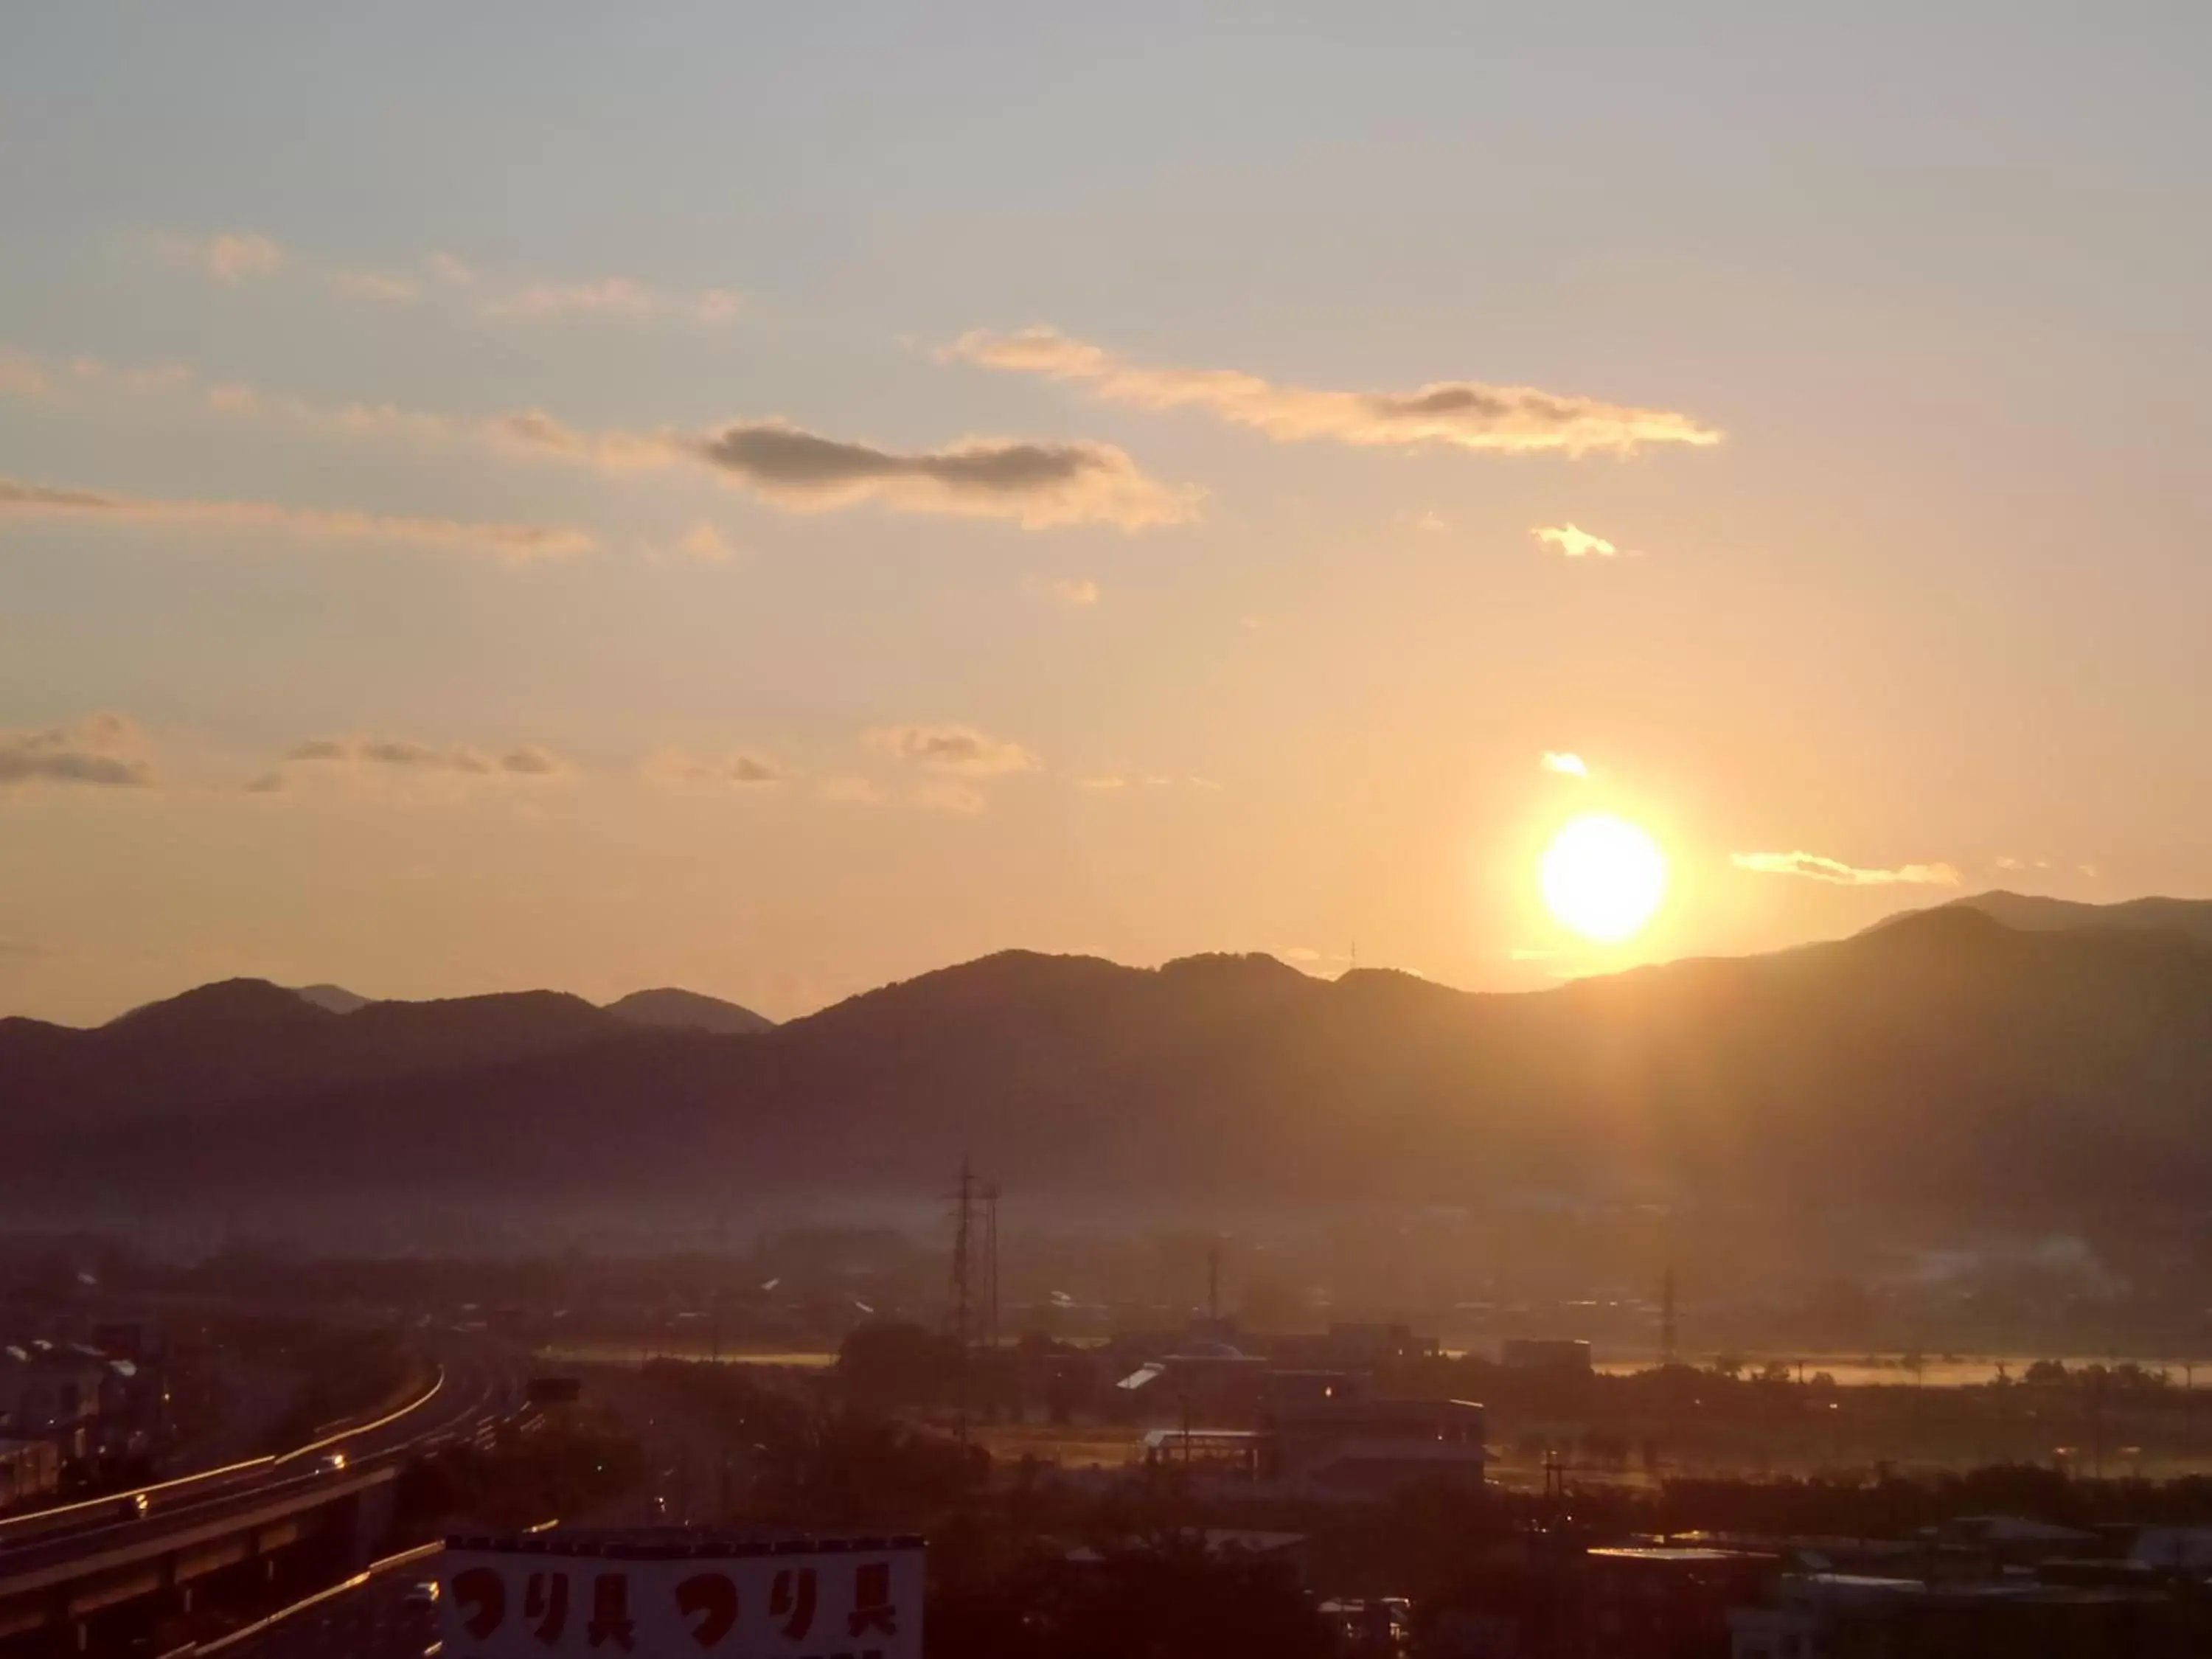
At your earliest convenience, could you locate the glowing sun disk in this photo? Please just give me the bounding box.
[1540,813,1668,943]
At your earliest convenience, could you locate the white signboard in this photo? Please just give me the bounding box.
[441,1539,923,1659]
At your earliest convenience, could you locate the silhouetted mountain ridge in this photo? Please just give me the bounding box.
[4,900,2211,1229]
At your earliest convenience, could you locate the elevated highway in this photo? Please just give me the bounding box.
[0,1337,522,1653]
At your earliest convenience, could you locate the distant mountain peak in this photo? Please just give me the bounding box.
[604,987,774,1036]
[1868,891,2212,948]
[108,978,333,1031]
[1155,951,1315,984]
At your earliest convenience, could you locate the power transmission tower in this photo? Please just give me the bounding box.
[950,1158,977,1446]
[982,1181,1001,1355]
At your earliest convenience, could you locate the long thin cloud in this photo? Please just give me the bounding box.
[1731,851,1961,887]
[945,327,1722,456]
[11,345,1192,532]
[282,737,568,776]
[0,477,593,562]
[158,232,739,323]
[504,412,1197,531]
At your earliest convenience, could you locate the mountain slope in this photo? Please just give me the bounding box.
[1938,890,2212,943]
[293,983,373,1015]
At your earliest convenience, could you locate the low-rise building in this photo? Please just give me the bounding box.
[1262,1397,1485,1495]
[1582,1547,1780,1658]
[1500,1338,1593,1374]
[1729,1572,2189,1658]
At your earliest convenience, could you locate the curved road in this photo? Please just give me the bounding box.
[0,1333,526,1561]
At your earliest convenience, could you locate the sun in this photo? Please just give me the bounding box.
[1540,813,1669,944]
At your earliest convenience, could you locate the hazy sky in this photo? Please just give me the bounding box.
[4,4,2210,1025]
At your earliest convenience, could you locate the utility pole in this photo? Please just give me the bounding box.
[1660,1267,1678,1368]
[950,1158,977,1447]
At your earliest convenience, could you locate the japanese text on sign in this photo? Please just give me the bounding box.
[441,1544,923,1659]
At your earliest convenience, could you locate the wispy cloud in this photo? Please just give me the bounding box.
[0,714,155,788]
[865,724,1040,778]
[164,232,286,282]
[502,410,1197,530]
[283,736,569,777]
[816,774,886,807]
[660,521,739,564]
[331,269,422,303]
[1731,851,1961,887]
[0,354,49,397]
[694,289,743,324]
[911,780,988,814]
[945,327,1722,456]
[1534,523,1626,558]
[484,277,658,320]
[641,749,789,787]
[482,276,740,324]
[157,233,738,324]
[1026,574,1100,608]
[0,476,593,563]
[1541,751,1589,778]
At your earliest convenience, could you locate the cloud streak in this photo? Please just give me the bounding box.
[641,749,789,787]
[482,277,740,324]
[864,724,1040,777]
[945,327,1722,456]
[484,278,658,319]
[158,232,739,324]
[1541,751,1589,777]
[1731,851,1961,887]
[0,476,593,562]
[503,411,1197,530]
[0,714,155,788]
[284,737,568,776]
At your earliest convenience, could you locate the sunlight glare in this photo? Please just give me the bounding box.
[1539,813,1669,945]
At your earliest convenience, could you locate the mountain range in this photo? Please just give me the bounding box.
[2,893,2210,1232]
